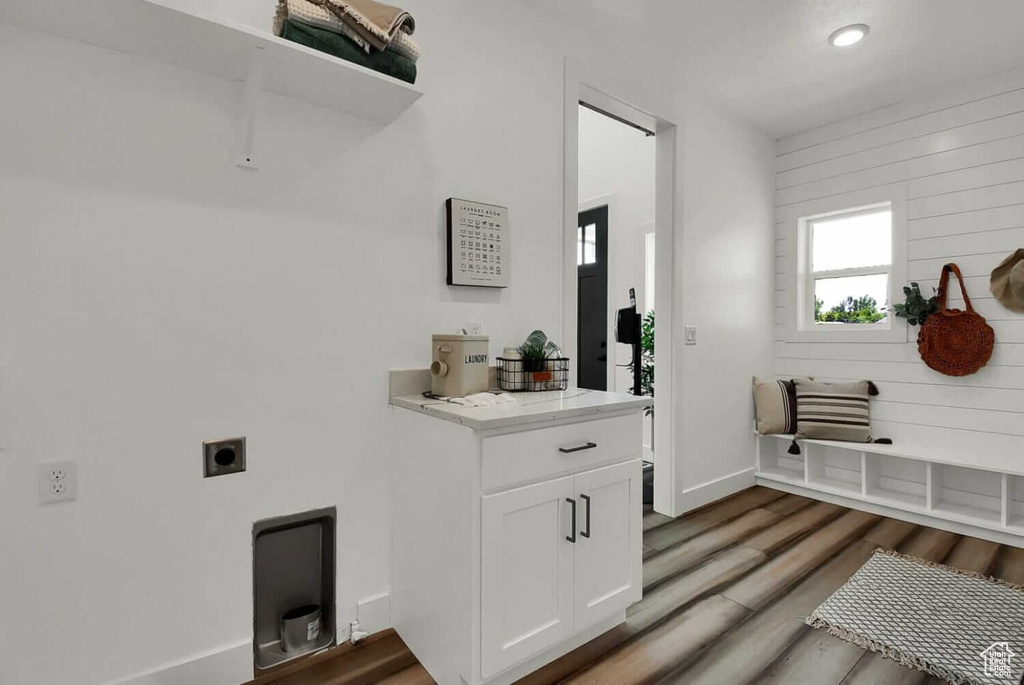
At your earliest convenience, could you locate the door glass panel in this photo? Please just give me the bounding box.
[583,224,597,265]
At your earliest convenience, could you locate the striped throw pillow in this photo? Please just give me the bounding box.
[794,378,873,443]
[752,377,799,435]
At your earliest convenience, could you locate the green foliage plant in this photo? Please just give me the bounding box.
[892,282,939,327]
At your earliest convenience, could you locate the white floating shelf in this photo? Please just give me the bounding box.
[0,0,422,124]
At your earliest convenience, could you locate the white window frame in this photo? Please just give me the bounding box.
[788,185,908,343]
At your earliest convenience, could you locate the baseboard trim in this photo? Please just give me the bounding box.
[675,468,756,515]
[107,639,252,685]
[357,592,392,635]
[109,590,395,685]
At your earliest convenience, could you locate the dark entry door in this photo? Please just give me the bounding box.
[577,206,609,391]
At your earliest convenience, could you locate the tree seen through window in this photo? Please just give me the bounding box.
[814,295,886,324]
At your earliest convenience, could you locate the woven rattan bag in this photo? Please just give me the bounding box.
[918,263,995,376]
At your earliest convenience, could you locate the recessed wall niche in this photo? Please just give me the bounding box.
[252,507,336,671]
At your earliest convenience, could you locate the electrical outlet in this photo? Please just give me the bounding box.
[38,459,77,505]
[204,437,246,478]
[467,322,483,335]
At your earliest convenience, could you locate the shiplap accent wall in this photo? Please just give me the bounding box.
[773,67,1024,462]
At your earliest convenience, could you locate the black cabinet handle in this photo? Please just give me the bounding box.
[559,442,598,454]
[566,498,577,543]
[580,494,591,538]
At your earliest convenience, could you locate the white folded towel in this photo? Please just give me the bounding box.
[449,392,517,407]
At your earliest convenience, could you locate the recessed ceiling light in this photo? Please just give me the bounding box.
[828,24,870,47]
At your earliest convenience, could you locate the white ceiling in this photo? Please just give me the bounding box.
[525,0,1024,139]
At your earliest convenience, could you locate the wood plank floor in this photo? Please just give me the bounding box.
[257,486,1024,685]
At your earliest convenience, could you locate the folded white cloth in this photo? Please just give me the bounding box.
[449,392,517,407]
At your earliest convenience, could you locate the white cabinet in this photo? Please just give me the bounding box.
[573,461,642,630]
[481,476,576,679]
[480,461,642,679]
[390,401,647,685]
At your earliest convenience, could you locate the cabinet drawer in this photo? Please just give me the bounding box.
[482,413,642,493]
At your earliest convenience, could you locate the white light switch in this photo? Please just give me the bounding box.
[0,365,7,451]
[685,326,698,345]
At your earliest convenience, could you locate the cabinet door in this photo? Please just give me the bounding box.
[481,475,576,679]
[573,459,642,630]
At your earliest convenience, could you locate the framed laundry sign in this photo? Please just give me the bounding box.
[446,198,509,288]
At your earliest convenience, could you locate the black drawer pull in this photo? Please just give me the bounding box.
[566,498,577,543]
[580,494,591,538]
[559,442,597,454]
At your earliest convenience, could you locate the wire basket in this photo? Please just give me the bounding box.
[496,357,569,392]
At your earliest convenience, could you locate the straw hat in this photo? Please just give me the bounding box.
[990,249,1024,313]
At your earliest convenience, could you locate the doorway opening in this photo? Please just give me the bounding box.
[577,101,656,501]
[576,204,609,391]
[563,67,677,516]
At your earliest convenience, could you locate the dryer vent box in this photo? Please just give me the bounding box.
[204,437,246,478]
[253,507,337,671]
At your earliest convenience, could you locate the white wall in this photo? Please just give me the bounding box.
[0,2,775,683]
[773,68,1024,461]
[578,105,656,394]
[673,102,777,510]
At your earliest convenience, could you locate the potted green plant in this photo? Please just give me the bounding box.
[638,310,654,405]
[517,337,548,372]
[893,282,939,328]
[627,310,654,413]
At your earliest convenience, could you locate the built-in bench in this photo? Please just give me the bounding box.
[755,432,1024,546]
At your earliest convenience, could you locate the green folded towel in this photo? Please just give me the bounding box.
[280,18,417,85]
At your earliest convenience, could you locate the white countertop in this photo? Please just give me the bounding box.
[390,389,653,431]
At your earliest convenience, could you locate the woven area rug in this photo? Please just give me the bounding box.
[806,549,1024,685]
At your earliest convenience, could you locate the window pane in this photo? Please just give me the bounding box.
[577,226,583,266]
[814,274,890,324]
[812,209,892,272]
[584,223,596,264]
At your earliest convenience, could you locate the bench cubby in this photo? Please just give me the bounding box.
[1004,476,1024,531]
[755,434,804,483]
[929,463,1002,525]
[865,454,927,509]
[805,443,861,495]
